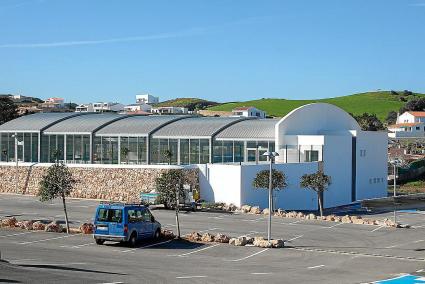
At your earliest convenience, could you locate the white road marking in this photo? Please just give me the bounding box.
[413,224,425,229]
[175,243,220,257]
[0,231,34,238]
[164,223,176,227]
[371,225,385,232]
[10,261,87,266]
[227,248,269,262]
[327,223,344,228]
[99,282,124,284]
[61,243,94,249]
[251,272,272,275]
[238,231,264,238]
[386,239,424,249]
[18,234,80,245]
[198,228,220,233]
[308,265,325,269]
[417,269,424,273]
[287,235,303,242]
[119,239,174,253]
[176,276,207,279]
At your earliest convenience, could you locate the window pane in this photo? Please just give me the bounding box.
[57,135,64,161]
[101,137,111,164]
[150,138,160,164]
[41,134,49,162]
[66,135,74,162]
[223,141,233,163]
[24,133,31,162]
[189,139,199,164]
[180,139,189,165]
[31,133,38,162]
[110,137,118,164]
[212,140,222,163]
[258,141,268,162]
[128,137,138,164]
[138,137,147,164]
[93,136,102,164]
[169,139,178,165]
[74,135,82,162]
[159,139,169,164]
[200,139,209,164]
[82,135,90,162]
[120,136,129,164]
[0,133,7,161]
[234,141,244,163]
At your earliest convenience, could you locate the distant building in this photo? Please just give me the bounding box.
[42,97,65,108]
[388,111,425,138]
[0,94,34,103]
[136,94,159,104]
[92,102,124,113]
[151,106,188,115]
[75,103,94,113]
[232,106,266,118]
[123,103,152,114]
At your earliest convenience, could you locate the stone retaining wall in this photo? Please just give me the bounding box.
[0,164,199,202]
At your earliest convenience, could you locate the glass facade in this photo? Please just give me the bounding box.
[280,144,323,163]
[149,138,208,165]
[0,132,39,162]
[213,140,275,164]
[41,134,89,163]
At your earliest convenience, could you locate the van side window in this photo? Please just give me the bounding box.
[143,210,152,222]
[128,209,137,223]
[136,209,144,222]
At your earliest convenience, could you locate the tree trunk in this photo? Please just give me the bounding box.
[318,193,324,217]
[62,192,70,234]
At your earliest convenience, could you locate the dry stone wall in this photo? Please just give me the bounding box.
[0,165,199,202]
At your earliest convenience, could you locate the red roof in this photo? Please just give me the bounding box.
[233,106,254,111]
[388,122,421,128]
[407,111,425,117]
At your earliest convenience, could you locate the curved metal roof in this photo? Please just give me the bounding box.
[215,119,278,140]
[95,115,186,136]
[0,112,82,132]
[151,117,247,138]
[43,113,128,134]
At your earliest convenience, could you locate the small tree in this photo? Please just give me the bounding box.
[252,169,287,210]
[38,161,76,233]
[300,170,331,217]
[162,149,173,165]
[120,147,129,163]
[155,169,187,238]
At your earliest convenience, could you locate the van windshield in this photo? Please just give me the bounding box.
[97,208,122,223]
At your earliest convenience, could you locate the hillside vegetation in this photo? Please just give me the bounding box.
[208,91,425,120]
[155,98,218,111]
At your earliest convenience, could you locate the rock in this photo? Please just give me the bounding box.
[215,233,230,243]
[296,212,305,219]
[341,215,352,223]
[275,209,286,217]
[233,237,247,246]
[287,211,297,218]
[270,239,285,248]
[45,221,62,233]
[254,239,272,248]
[18,220,33,230]
[201,232,215,242]
[229,238,237,245]
[79,223,94,234]
[254,236,265,242]
[306,213,316,220]
[350,215,362,221]
[262,208,270,215]
[352,218,365,225]
[161,229,175,239]
[334,216,342,222]
[186,232,202,242]
[246,237,254,244]
[69,227,82,234]
[241,205,252,213]
[2,217,17,227]
[325,215,336,222]
[225,204,237,212]
[399,223,411,229]
[250,206,261,214]
[32,221,45,230]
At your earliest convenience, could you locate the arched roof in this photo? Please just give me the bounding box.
[151,117,247,138]
[0,112,82,132]
[43,113,129,134]
[276,103,361,135]
[96,115,187,136]
[215,119,278,140]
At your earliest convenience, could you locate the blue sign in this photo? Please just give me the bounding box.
[376,275,425,283]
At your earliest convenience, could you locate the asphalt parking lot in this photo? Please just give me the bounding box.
[1,194,425,283]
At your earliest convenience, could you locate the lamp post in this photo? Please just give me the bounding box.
[262,151,279,243]
[389,158,404,224]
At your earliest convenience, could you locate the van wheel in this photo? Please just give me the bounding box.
[154,229,161,240]
[128,232,137,247]
[95,239,105,245]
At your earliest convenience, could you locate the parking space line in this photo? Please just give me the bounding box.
[198,228,220,233]
[251,272,272,275]
[385,239,424,249]
[226,248,269,262]
[18,234,81,245]
[308,265,325,269]
[176,276,207,279]
[0,231,35,238]
[327,223,344,229]
[118,239,174,253]
[371,225,385,232]
[287,235,303,242]
[174,243,221,257]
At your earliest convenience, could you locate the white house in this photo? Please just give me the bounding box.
[123,103,152,113]
[42,97,65,108]
[388,111,425,138]
[75,103,94,112]
[232,106,266,118]
[136,94,159,104]
[151,106,188,115]
[92,102,125,113]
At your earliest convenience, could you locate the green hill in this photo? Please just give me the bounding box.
[208,91,425,120]
[155,98,218,111]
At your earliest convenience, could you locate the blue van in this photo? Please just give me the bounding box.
[93,203,161,247]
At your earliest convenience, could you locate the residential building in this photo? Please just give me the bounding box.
[151,106,188,115]
[136,94,159,104]
[232,106,266,118]
[0,103,387,211]
[75,103,94,113]
[388,111,425,138]
[92,102,124,113]
[123,103,152,113]
[42,97,65,108]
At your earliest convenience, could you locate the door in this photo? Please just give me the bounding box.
[142,209,154,238]
[107,208,124,235]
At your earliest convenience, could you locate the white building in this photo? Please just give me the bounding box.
[136,94,159,104]
[151,106,188,115]
[388,111,425,138]
[75,103,94,113]
[92,102,125,113]
[42,97,65,108]
[123,103,152,113]
[232,106,266,118]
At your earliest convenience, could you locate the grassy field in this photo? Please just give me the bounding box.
[208,91,425,120]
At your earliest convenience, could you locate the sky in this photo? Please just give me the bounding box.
[0,0,425,104]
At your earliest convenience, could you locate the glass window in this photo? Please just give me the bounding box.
[41,134,49,162]
[159,139,169,164]
[93,136,102,164]
[180,139,190,165]
[101,137,111,164]
[16,133,23,162]
[0,133,7,161]
[31,133,38,162]
[169,139,178,165]
[212,140,223,163]
[258,141,269,162]
[74,135,82,162]
[190,139,200,164]
[200,139,210,164]
[82,135,90,162]
[110,137,119,164]
[150,138,160,164]
[305,150,319,162]
[57,135,64,161]
[138,137,147,164]
[24,133,31,162]
[223,141,233,163]
[120,136,129,164]
[128,137,138,164]
[234,141,244,163]
[142,210,152,222]
[66,135,74,162]
[97,209,122,223]
[127,209,137,223]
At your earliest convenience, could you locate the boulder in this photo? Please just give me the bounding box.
[215,233,230,243]
[306,213,316,220]
[225,204,237,212]
[334,216,342,222]
[287,211,297,218]
[350,216,362,221]
[352,218,365,225]
[262,208,270,215]
[341,215,352,223]
[229,238,237,245]
[186,232,202,242]
[296,212,305,219]
[250,206,261,214]
[241,205,252,213]
[69,227,82,234]
[201,232,215,242]
[45,221,62,233]
[32,221,45,230]
[270,239,285,248]
[246,237,254,244]
[399,223,411,229]
[18,220,33,230]
[232,237,247,246]
[161,229,176,239]
[79,223,94,234]
[253,239,272,248]
[2,217,17,227]
[325,215,336,222]
[275,209,286,217]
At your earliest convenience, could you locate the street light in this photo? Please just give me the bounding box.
[262,151,279,243]
[389,158,406,224]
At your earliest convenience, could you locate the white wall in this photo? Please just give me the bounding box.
[355,131,388,200]
[398,112,415,123]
